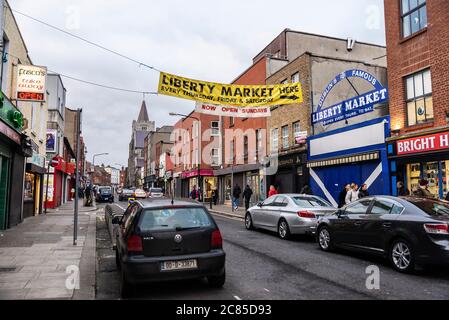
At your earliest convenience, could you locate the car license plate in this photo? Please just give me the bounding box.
[161,259,197,271]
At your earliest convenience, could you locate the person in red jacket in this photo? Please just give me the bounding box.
[268,185,278,197]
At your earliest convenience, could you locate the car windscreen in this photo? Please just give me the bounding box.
[151,188,163,193]
[406,198,449,217]
[292,196,331,208]
[138,207,213,232]
[99,188,111,195]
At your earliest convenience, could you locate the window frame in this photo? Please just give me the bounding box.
[281,125,289,149]
[404,69,433,126]
[210,121,220,136]
[271,128,279,152]
[400,0,427,39]
[291,72,300,83]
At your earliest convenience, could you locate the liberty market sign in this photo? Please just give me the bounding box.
[312,69,388,126]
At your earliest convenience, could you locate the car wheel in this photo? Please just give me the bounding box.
[278,219,291,240]
[318,226,333,251]
[119,269,134,299]
[207,269,225,288]
[390,239,415,273]
[245,212,255,230]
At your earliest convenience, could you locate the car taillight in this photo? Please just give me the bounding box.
[211,229,223,249]
[127,234,143,253]
[298,211,316,218]
[424,223,449,235]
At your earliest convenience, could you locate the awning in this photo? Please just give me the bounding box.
[307,151,379,168]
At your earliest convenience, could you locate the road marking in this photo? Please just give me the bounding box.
[264,288,270,292]
[233,295,242,300]
[116,204,125,210]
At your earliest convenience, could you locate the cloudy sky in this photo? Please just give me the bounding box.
[11,0,385,167]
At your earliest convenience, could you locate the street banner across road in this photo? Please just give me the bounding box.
[158,72,303,107]
[195,102,271,118]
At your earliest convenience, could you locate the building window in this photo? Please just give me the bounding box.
[282,125,289,149]
[281,79,288,84]
[243,136,248,161]
[271,128,278,152]
[193,121,199,139]
[293,121,301,143]
[256,129,263,160]
[405,69,433,126]
[141,126,147,131]
[291,72,300,83]
[211,148,220,166]
[230,140,235,163]
[229,117,234,126]
[211,121,219,136]
[401,0,427,38]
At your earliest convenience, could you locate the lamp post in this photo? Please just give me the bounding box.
[92,153,108,185]
[169,112,202,201]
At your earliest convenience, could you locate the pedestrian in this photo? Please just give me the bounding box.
[232,183,242,210]
[345,183,359,204]
[413,179,434,198]
[358,184,369,198]
[300,184,313,195]
[212,187,218,205]
[190,185,199,200]
[243,185,253,211]
[268,185,278,197]
[397,181,410,196]
[338,184,351,208]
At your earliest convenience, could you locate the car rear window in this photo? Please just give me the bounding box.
[292,196,331,208]
[100,188,111,194]
[151,188,162,193]
[138,207,213,231]
[407,199,449,217]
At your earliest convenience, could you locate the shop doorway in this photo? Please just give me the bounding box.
[0,156,10,230]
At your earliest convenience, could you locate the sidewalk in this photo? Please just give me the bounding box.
[0,199,97,300]
[207,203,246,219]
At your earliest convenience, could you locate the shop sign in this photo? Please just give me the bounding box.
[16,64,47,102]
[278,154,302,168]
[158,72,303,107]
[397,131,449,156]
[0,92,24,132]
[295,131,308,145]
[312,69,388,126]
[27,151,46,168]
[195,102,271,118]
[46,129,57,152]
[181,169,214,179]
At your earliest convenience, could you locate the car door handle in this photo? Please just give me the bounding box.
[354,222,363,226]
[382,222,392,228]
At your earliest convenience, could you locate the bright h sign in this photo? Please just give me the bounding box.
[312,69,388,126]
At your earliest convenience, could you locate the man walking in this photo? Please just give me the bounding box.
[232,183,242,210]
[338,184,350,208]
[243,185,253,211]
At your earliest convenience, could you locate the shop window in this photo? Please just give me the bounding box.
[211,121,219,136]
[401,0,427,38]
[24,173,35,201]
[271,128,278,152]
[282,125,289,149]
[405,69,433,126]
[291,72,300,83]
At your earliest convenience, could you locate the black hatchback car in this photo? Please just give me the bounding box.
[112,199,226,298]
[316,196,449,273]
[96,186,114,203]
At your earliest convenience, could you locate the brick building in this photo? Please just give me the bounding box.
[172,111,220,200]
[385,0,449,198]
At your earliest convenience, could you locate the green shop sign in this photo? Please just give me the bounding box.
[0,91,24,132]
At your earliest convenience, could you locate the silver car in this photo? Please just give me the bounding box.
[245,194,337,239]
[148,187,164,198]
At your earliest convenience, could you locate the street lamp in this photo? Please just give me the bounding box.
[92,153,109,184]
[169,112,202,201]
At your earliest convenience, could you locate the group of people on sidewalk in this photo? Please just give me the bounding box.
[338,183,370,208]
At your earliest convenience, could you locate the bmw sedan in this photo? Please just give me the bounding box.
[245,194,336,239]
[112,199,226,298]
[316,196,449,273]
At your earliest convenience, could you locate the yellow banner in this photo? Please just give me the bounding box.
[158,72,303,107]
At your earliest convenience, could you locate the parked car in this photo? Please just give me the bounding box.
[316,196,449,273]
[112,199,226,298]
[133,188,147,199]
[96,186,114,203]
[149,187,164,198]
[119,189,134,201]
[245,194,336,239]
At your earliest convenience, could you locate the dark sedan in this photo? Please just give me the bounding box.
[316,196,449,273]
[96,186,114,203]
[112,199,226,298]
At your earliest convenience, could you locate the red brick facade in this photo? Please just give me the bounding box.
[385,0,449,135]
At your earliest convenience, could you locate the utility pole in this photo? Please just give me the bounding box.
[74,108,82,246]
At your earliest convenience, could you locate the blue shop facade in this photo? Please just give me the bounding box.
[307,67,391,206]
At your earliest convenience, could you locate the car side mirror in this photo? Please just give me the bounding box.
[337,209,346,218]
[257,202,263,207]
[111,216,123,225]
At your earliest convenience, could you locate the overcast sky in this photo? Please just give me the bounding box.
[11,0,385,167]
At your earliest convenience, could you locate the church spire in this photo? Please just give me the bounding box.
[137,100,149,122]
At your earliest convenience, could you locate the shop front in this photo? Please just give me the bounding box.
[266,151,308,194]
[308,117,391,207]
[388,129,449,199]
[44,156,75,209]
[24,150,46,218]
[181,169,215,201]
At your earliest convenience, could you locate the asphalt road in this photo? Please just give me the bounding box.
[95,200,449,300]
